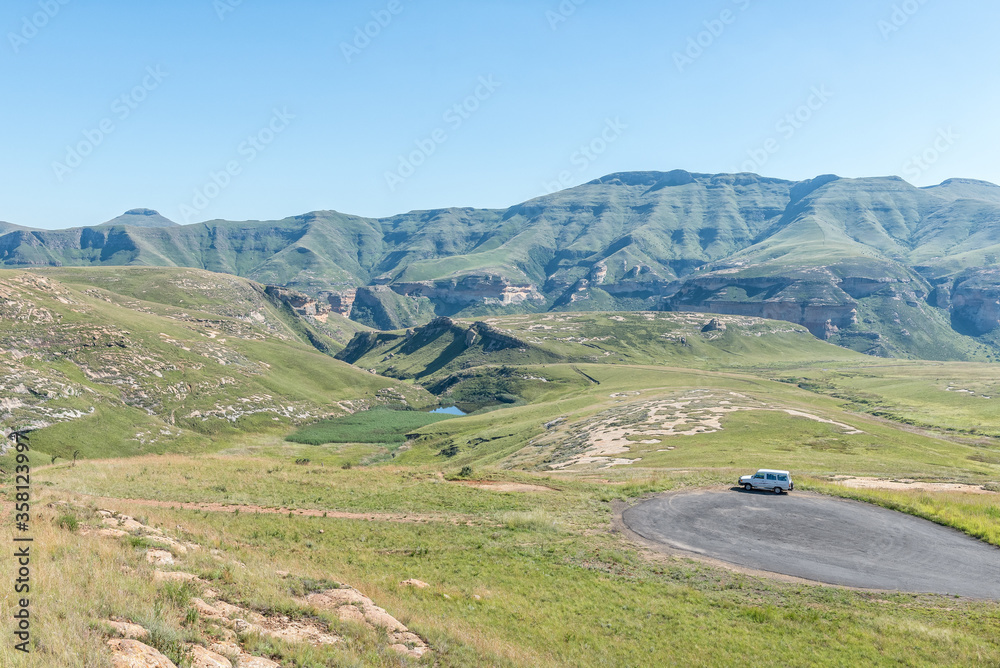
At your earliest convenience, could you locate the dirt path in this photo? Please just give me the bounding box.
[457,480,556,493]
[63,494,478,525]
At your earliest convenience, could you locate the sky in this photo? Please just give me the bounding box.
[2,0,998,229]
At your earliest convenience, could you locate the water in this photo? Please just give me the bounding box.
[429,406,466,416]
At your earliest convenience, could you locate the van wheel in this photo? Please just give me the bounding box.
[773,486,782,494]
[744,484,752,491]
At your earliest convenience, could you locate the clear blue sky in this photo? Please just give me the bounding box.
[2,0,998,229]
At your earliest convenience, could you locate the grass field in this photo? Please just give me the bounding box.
[9,459,1000,667]
[286,409,459,445]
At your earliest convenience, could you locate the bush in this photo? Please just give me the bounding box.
[55,513,79,532]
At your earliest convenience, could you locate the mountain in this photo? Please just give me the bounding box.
[2,171,999,360]
[0,221,31,234]
[99,208,179,228]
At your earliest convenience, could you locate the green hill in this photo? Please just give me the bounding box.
[0,268,433,464]
[336,311,862,412]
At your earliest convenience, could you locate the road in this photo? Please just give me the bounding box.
[622,489,1000,599]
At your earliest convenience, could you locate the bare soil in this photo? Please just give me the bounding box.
[831,476,998,495]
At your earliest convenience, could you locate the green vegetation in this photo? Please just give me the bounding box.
[287,409,458,445]
[3,269,1000,667]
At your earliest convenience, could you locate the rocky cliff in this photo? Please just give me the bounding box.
[951,269,1000,335]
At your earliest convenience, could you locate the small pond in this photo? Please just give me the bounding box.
[428,406,467,416]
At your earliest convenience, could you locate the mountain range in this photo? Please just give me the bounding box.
[3,170,1000,360]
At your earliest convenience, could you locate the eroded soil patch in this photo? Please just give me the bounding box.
[831,477,998,495]
[532,392,863,470]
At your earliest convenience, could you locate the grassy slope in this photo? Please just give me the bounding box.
[392,364,1000,480]
[32,266,372,347]
[773,360,1000,437]
[0,269,433,467]
[287,409,458,445]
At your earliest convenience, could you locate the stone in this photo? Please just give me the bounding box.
[401,579,429,589]
[107,638,177,668]
[98,528,128,539]
[701,318,726,333]
[105,620,149,640]
[208,641,242,657]
[145,549,174,566]
[237,657,280,668]
[187,644,233,668]
[190,598,223,619]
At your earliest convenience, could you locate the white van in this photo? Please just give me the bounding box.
[739,469,793,493]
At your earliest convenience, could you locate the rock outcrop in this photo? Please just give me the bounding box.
[337,316,529,364]
[701,318,725,333]
[106,639,177,668]
[664,277,859,339]
[350,285,435,330]
[265,285,325,317]
[951,269,1000,334]
[392,274,544,306]
[322,289,357,316]
[298,587,430,658]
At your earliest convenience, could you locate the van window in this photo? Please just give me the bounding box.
[754,473,765,479]
[777,475,788,481]
[766,474,776,481]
